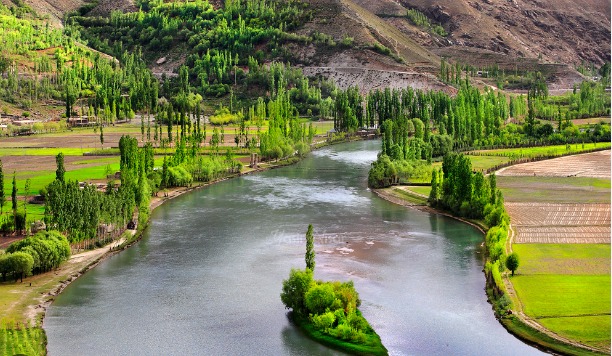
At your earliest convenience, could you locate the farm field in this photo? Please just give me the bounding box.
[512,244,610,275]
[498,176,611,203]
[470,142,610,159]
[466,155,512,172]
[497,150,611,178]
[503,151,611,353]
[510,243,611,350]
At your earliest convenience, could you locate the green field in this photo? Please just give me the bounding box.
[498,176,611,203]
[471,142,611,159]
[402,185,431,197]
[0,148,91,156]
[513,244,611,275]
[511,275,610,317]
[466,155,512,171]
[538,316,611,350]
[510,244,611,351]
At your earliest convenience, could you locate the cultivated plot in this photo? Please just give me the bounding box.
[497,150,610,178]
[506,203,611,243]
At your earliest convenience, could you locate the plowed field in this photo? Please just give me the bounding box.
[498,150,610,178]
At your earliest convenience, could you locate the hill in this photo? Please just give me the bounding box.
[8,0,609,94]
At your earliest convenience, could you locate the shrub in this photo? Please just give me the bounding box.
[311,311,336,330]
[305,283,336,315]
[280,268,314,314]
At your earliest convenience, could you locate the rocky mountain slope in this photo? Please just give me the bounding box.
[8,0,610,93]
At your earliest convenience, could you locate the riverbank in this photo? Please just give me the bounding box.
[373,185,608,355]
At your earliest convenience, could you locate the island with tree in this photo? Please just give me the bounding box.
[281,225,387,355]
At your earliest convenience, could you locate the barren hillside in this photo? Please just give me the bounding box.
[2,0,84,26]
[397,0,610,66]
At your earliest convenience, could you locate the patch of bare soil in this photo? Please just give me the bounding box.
[302,66,454,95]
[0,131,126,149]
[9,0,85,26]
[506,202,611,243]
[498,150,611,179]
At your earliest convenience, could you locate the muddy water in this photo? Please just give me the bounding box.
[44,140,543,355]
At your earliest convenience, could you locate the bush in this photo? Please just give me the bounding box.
[305,283,336,315]
[312,311,336,330]
[209,108,240,125]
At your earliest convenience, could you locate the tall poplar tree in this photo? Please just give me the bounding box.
[305,224,315,271]
[11,172,17,211]
[0,160,5,214]
[56,152,65,182]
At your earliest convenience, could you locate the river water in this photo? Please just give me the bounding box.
[45,140,542,355]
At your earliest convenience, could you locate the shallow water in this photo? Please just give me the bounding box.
[45,140,543,355]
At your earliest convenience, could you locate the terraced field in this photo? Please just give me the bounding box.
[500,149,611,353]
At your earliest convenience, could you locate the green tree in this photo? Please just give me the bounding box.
[305,283,335,315]
[9,251,34,282]
[305,224,315,271]
[280,268,314,314]
[11,172,17,211]
[0,160,5,214]
[24,178,30,214]
[56,152,65,182]
[506,252,519,276]
[100,124,104,148]
[428,168,439,206]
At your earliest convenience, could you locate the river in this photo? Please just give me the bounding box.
[44,140,543,355]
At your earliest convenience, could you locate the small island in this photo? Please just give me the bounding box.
[281,225,387,355]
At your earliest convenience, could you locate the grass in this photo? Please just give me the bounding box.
[512,244,611,275]
[510,244,611,350]
[0,148,90,156]
[466,155,511,171]
[0,326,46,356]
[392,188,428,205]
[538,316,611,350]
[500,315,605,356]
[402,185,431,197]
[498,176,611,203]
[470,142,611,159]
[511,274,610,318]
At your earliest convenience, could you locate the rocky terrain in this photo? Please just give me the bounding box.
[7,0,610,93]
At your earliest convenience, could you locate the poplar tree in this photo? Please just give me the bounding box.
[0,160,5,214]
[11,172,17,211]
[56,152,65,182]
[305,224,315,271]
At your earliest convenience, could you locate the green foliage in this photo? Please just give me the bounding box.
[209,108,240,125]
[305,283,335,315]
[280,268,314,314]
[55,152,65,183]
[505,252,519,275]
[0,251,33,282]
[0,326,47,356]
[5,231,70,275]
[305,224,315,271]
[406,9,447,36]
